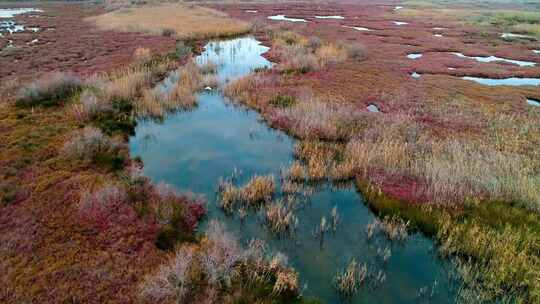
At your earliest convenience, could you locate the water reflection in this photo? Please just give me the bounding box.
[129,36,458,303]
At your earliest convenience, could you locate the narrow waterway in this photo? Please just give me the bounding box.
[129,36,458,303]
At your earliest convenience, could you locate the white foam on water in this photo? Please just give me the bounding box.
[434,34,443,37]
[393,21,408,26]
[245,10,258,13]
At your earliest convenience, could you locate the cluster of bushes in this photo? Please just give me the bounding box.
[140,220,301,303]
[78,165,206,249]
[16,72,82,107]
[62,126,127,170]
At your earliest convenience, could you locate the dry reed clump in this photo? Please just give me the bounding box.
[16,72,82,107]
[136,60,217,118]
[218,181,242,212]
[380,216,409,241]
[70,89,113,122]
[294,141,343,181]
[140,245,197,302]
[133,47,152,64]
[284,161,305,181]
[218,175,275,212]
[100,66,153,102]
[223,74,263,108]
[241,175,276,204]
[62,126,123,161]
[88,4,250,40]
[269,95,365,141]
[271,30,351,73]
[265,199,298,234]
[333,258,367,298]
[140,220,300,302]
[364,217,409,242]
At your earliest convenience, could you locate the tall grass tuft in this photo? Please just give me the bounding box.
[265,199,298,234]
[333,258,367,298]
[16,72,82,107]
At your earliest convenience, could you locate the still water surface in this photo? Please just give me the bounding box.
[130,36,458,303]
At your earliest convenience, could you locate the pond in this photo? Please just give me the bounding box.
[0,8,42,18]
[129,36,459,303]
[0,8,42,36]
[315,15,345,20]
[462,76,540,86]
[392,21,409,26]
[268,15,307,23]
[453,52,536,67]
[527,98,540,107]
[343,25,373,32]
[407,53,423,60]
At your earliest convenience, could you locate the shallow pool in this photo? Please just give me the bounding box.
[130,36,459,303]
[407,53,423,60]
[453,52,536,67]
[268,15,307,23]
[462,76,540,86]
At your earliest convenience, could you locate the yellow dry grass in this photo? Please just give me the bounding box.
[87,4,250,40]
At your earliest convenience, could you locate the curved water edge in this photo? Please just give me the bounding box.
[129,36,459,303]
[462,76,540,86]
[0,8,43,37]
[453,52,536,67]
[268,15,307,23]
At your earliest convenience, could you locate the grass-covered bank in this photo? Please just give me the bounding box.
[87,3,251,40]
[0,16,313,304]
[401,0,540,38]
[222,23,540,302]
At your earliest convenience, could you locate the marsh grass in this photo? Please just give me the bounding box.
[136,59,217,118]
[88,4,250,40]
[62,126,126,170]
[218,175,276,212]
[271,30,353,74]
[333,259,366,298]
[16,72,82,107]
[265,199,298,235]
[140,220,301,302]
